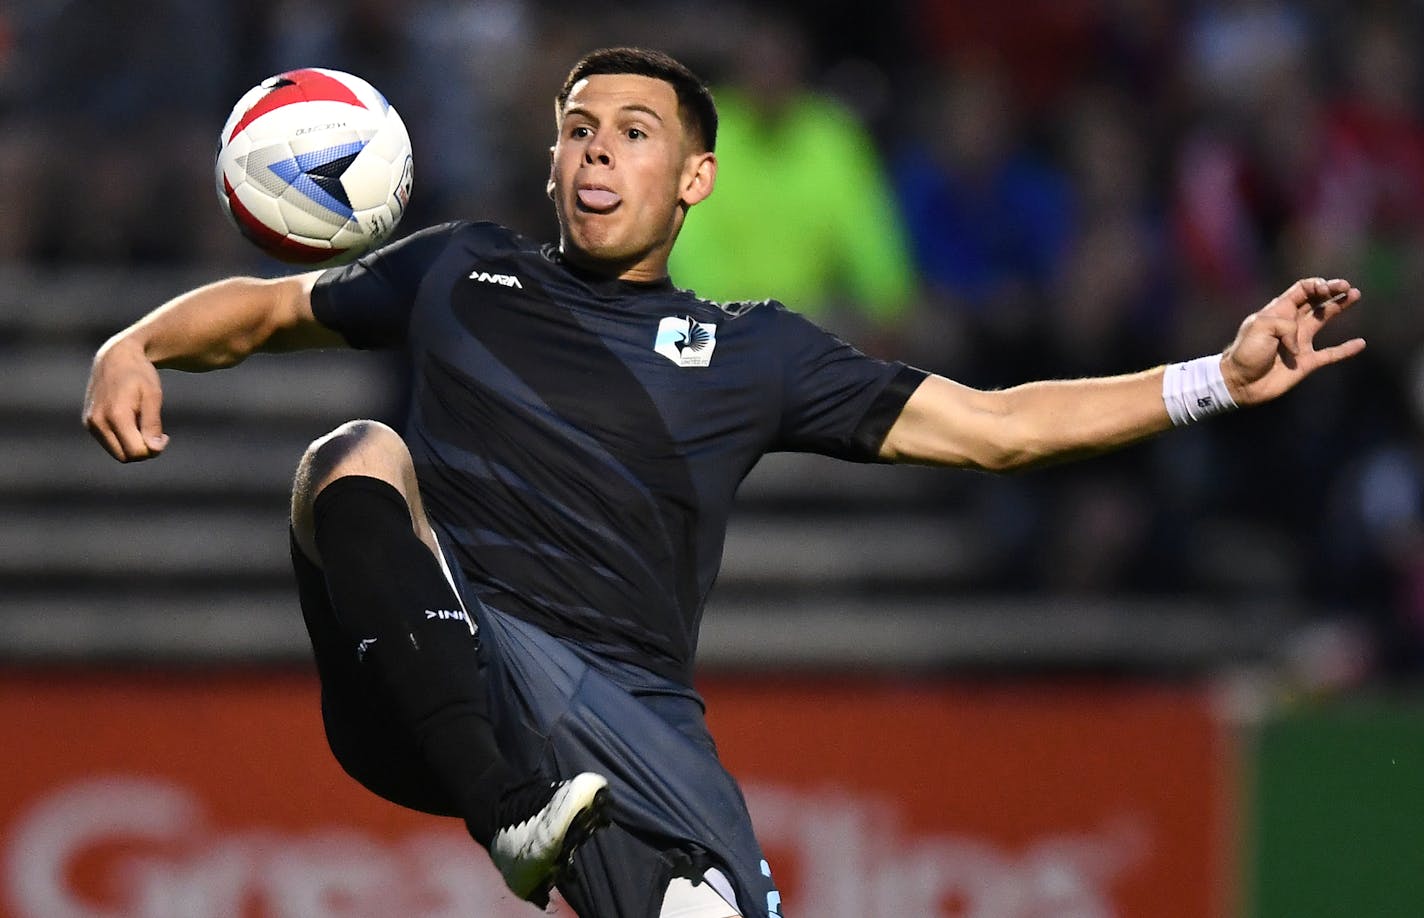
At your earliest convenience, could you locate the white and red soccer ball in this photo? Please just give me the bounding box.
[216,68,413,265]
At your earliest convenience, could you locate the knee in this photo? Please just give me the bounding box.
[298,419,410,490]
[291,420,417,543]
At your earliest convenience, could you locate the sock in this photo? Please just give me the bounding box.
[312,474,517,845]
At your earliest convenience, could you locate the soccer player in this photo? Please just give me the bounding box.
[83,47,1364,918]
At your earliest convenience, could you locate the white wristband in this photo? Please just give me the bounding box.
[1162,354,1238,426]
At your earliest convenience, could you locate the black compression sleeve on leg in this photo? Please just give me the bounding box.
[311,474,516,845]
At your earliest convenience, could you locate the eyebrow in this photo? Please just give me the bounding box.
[564,103,666,123]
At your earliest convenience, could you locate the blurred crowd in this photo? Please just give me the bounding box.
[3,0,1423,678]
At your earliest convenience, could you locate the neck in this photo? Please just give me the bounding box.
[558,241,671,285]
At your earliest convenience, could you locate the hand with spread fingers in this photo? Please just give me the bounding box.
[1221,277,1366,406]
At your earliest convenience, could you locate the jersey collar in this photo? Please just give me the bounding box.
[543,244,678,296]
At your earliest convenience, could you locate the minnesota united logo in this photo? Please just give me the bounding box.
[653,315,718,367]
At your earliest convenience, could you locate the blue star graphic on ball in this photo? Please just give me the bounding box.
[265,141,366,220]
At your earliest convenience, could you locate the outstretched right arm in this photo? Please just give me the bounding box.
[83,270,341,462]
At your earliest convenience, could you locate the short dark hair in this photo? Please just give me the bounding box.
[556,47,717,152]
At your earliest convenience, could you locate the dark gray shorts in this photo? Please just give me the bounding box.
[293,533,782,917]
[474,599,781,918]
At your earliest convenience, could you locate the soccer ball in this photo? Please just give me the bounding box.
[215,68,414,265]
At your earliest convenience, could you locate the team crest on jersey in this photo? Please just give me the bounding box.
[653,315,717,367]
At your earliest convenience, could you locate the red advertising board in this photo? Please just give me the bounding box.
[703,676,1233,918]
[0,671,1230,917]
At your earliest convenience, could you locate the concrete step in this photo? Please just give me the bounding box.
[4,431,960,507]
[0,507,288,578]
[735,450,964,505]
[0,588,308,662]
[719,514,986,585]
[2,504,981,587]
[0,265,275,339]
[3,346,397,422]
[1,430,310,496]
[0,588,1289,670]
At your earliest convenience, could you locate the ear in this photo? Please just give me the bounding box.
[678,152,717,208]
[546,145,556,200]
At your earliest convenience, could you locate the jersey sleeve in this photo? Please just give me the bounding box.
[310,221,464,349]
[770,304,928,461]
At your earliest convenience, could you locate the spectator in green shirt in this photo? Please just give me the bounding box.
[669,16,916,348]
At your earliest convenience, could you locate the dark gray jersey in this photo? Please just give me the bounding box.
[313,221,925,684]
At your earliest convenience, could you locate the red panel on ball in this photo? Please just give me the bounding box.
[224,177,335,265]
[226,69,366,144]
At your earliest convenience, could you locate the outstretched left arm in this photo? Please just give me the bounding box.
[879,277,1365,471]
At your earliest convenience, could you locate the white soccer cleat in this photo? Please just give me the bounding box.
[490,772,610,905]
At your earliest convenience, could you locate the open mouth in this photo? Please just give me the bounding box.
[576,187,621,214]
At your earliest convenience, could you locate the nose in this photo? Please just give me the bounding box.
[583,137,611,166]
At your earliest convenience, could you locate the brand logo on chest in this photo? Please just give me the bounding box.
[468,269,523,289]
[653,315,717,367]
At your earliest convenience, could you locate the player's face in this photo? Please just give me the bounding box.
[550,74,715,281]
